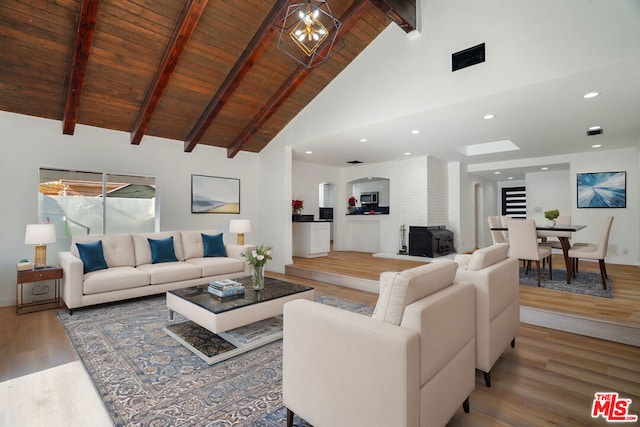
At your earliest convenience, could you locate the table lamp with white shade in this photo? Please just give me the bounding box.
[25,223,56,268]
[229,219,251,245]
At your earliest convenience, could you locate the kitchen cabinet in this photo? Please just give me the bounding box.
[293,222,331,258]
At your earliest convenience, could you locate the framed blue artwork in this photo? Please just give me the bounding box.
[577,171,626,208]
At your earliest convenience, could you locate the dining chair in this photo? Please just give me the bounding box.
[507,219,552,287]
[488,216,508,245]
[538,215,572,250]
[568,216,614,290]
[500,215,511,238]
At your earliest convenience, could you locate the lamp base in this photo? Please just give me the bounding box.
[237,234,245,246]
[34,244,47,268]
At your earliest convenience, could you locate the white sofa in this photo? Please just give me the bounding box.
[58,230,254,312]
[282,261,476,427]
[454,243,520,387]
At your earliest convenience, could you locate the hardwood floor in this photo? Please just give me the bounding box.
[290,251,640,328]
[1,252,639,425]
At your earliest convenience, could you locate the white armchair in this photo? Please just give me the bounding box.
[282,261,476,427]
[454,243,520,387]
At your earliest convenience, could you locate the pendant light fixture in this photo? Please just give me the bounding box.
[277,0,343,68]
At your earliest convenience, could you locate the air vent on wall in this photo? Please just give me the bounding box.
[347,160,363,164]
[587,128,603,136]
[452,43,485,72]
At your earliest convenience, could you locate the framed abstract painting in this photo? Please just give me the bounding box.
[191,175,240,214]
[577,171,626,208]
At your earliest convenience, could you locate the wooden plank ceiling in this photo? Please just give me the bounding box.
[1,0,415,157]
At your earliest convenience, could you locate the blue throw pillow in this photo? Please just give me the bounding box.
[202,233,227,257]
[148,236,178,264]
[76,240,109,274]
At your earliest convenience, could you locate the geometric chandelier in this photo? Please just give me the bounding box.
[277,0,344,68]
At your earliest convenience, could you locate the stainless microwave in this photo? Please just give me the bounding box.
[360,192,378,205]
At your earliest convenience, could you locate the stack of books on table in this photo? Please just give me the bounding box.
[208,279,245,300]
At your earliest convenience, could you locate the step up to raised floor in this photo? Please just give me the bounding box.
[285,264,379,294]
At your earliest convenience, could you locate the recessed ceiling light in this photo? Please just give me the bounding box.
[494,171,500,175]
[541,167,549,171]
[483,114,495,120]
[583,92,599,99]
[404,152,411,156]
[359,138,368,142]
[588,125,602,131]
[411,130,420,135]
[508,177,513,180]
[305,151,312,154]
[592,144,602,148]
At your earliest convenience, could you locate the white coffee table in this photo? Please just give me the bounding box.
[165,276,314,364]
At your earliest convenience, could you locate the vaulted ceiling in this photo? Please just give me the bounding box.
[0,0,415,157]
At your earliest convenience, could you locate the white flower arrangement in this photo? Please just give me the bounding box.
[242,243,273,268]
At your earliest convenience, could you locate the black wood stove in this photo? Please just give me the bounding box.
[408,225,455,258]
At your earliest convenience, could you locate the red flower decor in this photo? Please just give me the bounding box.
[348,196,357,207]
[292,199,304,214]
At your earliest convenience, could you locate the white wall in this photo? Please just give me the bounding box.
[462,171,497,250]
[427,156,449,226]
[526,170,572,223]
[0,112,261,307]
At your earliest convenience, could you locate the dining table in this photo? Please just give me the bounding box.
[490,223,586,283]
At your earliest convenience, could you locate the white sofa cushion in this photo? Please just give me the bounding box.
[136,261,202,285]
[83,266,150,295]
[372,261,458,325]
[184,257,246,276]
[132,231,185,266]
[71,234,135,268]
[181,229,220,259]
[456,243,509,271]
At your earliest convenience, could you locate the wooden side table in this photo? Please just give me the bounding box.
[16,266,63,314]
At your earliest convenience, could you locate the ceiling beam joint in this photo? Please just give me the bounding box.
[369,0,416,33]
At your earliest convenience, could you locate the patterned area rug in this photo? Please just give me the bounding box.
[519,266,613,298]
[57,295,373,426]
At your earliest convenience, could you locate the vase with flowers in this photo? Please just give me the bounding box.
[292,199,304,216]
[347,196,357,214]
[241,243,272,290]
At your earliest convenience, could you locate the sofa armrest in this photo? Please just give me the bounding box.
[283,299,420,427]
[454,257,519,372]
[224,244,256,259]
[454,257,519,321]
[58,251,85,310]
[225,244,256,276]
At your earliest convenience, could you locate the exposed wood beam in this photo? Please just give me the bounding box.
[62,0,100,135]
[184,0,290,153]
[131,0,208,145]
[369,0,416,33]
[226,0,372,158]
